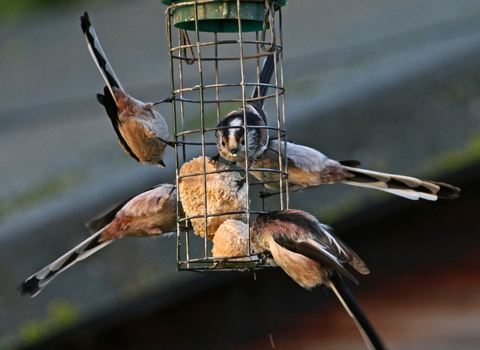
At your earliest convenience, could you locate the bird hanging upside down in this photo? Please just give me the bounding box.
[81,12,174,167]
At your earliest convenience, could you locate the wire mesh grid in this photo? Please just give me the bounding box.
[165,0,288,272]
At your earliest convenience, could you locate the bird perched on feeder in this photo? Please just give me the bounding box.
[248,139,460,201]
[20,184,177,297]
[214,53,277,187]
[81,12,173,167]
[214,53,278,162]
[251,209,386,350]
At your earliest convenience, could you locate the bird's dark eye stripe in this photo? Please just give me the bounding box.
[233,128,244,138]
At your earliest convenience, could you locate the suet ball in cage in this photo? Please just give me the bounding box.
[211,220,249,258]
[179,156,248,239]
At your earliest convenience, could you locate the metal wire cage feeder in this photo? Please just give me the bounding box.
[164,0,288,272]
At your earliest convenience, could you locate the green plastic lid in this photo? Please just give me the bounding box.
[162,0,287,33]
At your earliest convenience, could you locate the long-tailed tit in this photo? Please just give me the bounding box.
[20,184,177,297]
[215,101,269,164]
[214,53,278,164]
[81,12,173,167]
[250,139,460,200]
[251,209,386,350]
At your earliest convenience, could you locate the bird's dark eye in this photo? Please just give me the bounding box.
[240,139,245,146]
[222,140,225,147]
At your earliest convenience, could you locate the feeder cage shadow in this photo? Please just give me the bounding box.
[163,0,288,272]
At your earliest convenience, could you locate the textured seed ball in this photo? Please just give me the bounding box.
[179,157,248,239]
[212,220,249,258]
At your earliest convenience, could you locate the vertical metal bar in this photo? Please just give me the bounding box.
[179,30,187,165]
[267,1,285,211]
[255,31,261,103]
[191,2,209,260]
[214,32,220,123]
[178,28,191,268]
[166,8,182,269]
[235,0,252,258]
[278,6,289,209]
[256,30,267,215]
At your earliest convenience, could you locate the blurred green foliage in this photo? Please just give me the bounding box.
[0,0,107,20]
[18,299,79,345]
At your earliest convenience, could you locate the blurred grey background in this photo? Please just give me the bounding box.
[1,0,480,349]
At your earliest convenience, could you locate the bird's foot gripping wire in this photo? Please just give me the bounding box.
[209,154,221,164]
[214,256,230,266]
[157,137,188,148]
[179,224,193,232]
[236,177,247,190]
[152,94,176,106]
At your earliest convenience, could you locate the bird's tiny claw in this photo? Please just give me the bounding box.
[209,154,220,164]
[157,137,178,148]
[179,223,193,232]
[236,177,247,190]
[153,94,176,105]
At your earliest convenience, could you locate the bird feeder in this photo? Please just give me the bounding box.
[162,0,286,32]
[163,0,288,272]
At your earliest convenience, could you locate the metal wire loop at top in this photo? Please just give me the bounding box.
[181,30,195,64]
[261,0,276,52]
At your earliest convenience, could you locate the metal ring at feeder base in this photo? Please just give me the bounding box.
[162,0,286,33]
[178,253,276,272]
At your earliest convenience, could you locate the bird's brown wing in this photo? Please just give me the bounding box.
[86,195,135,234]
[97,86,141,162]
[273,235,358,284]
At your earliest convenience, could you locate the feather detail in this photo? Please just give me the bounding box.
[21,184,177,297]
[327,271,387,350]
[342,166,460,200]
[249,139,460,200]
[19,229,112,297]
[80,12,122,99]
[81,12,170,166]
[251,52,279,111]
[251,209,368,289]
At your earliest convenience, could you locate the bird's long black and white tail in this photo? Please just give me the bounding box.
[80,12,123,99]
[327,270,387,350]
[341,165,460,201]
[251,51,280,109]
[20,229,112,297]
